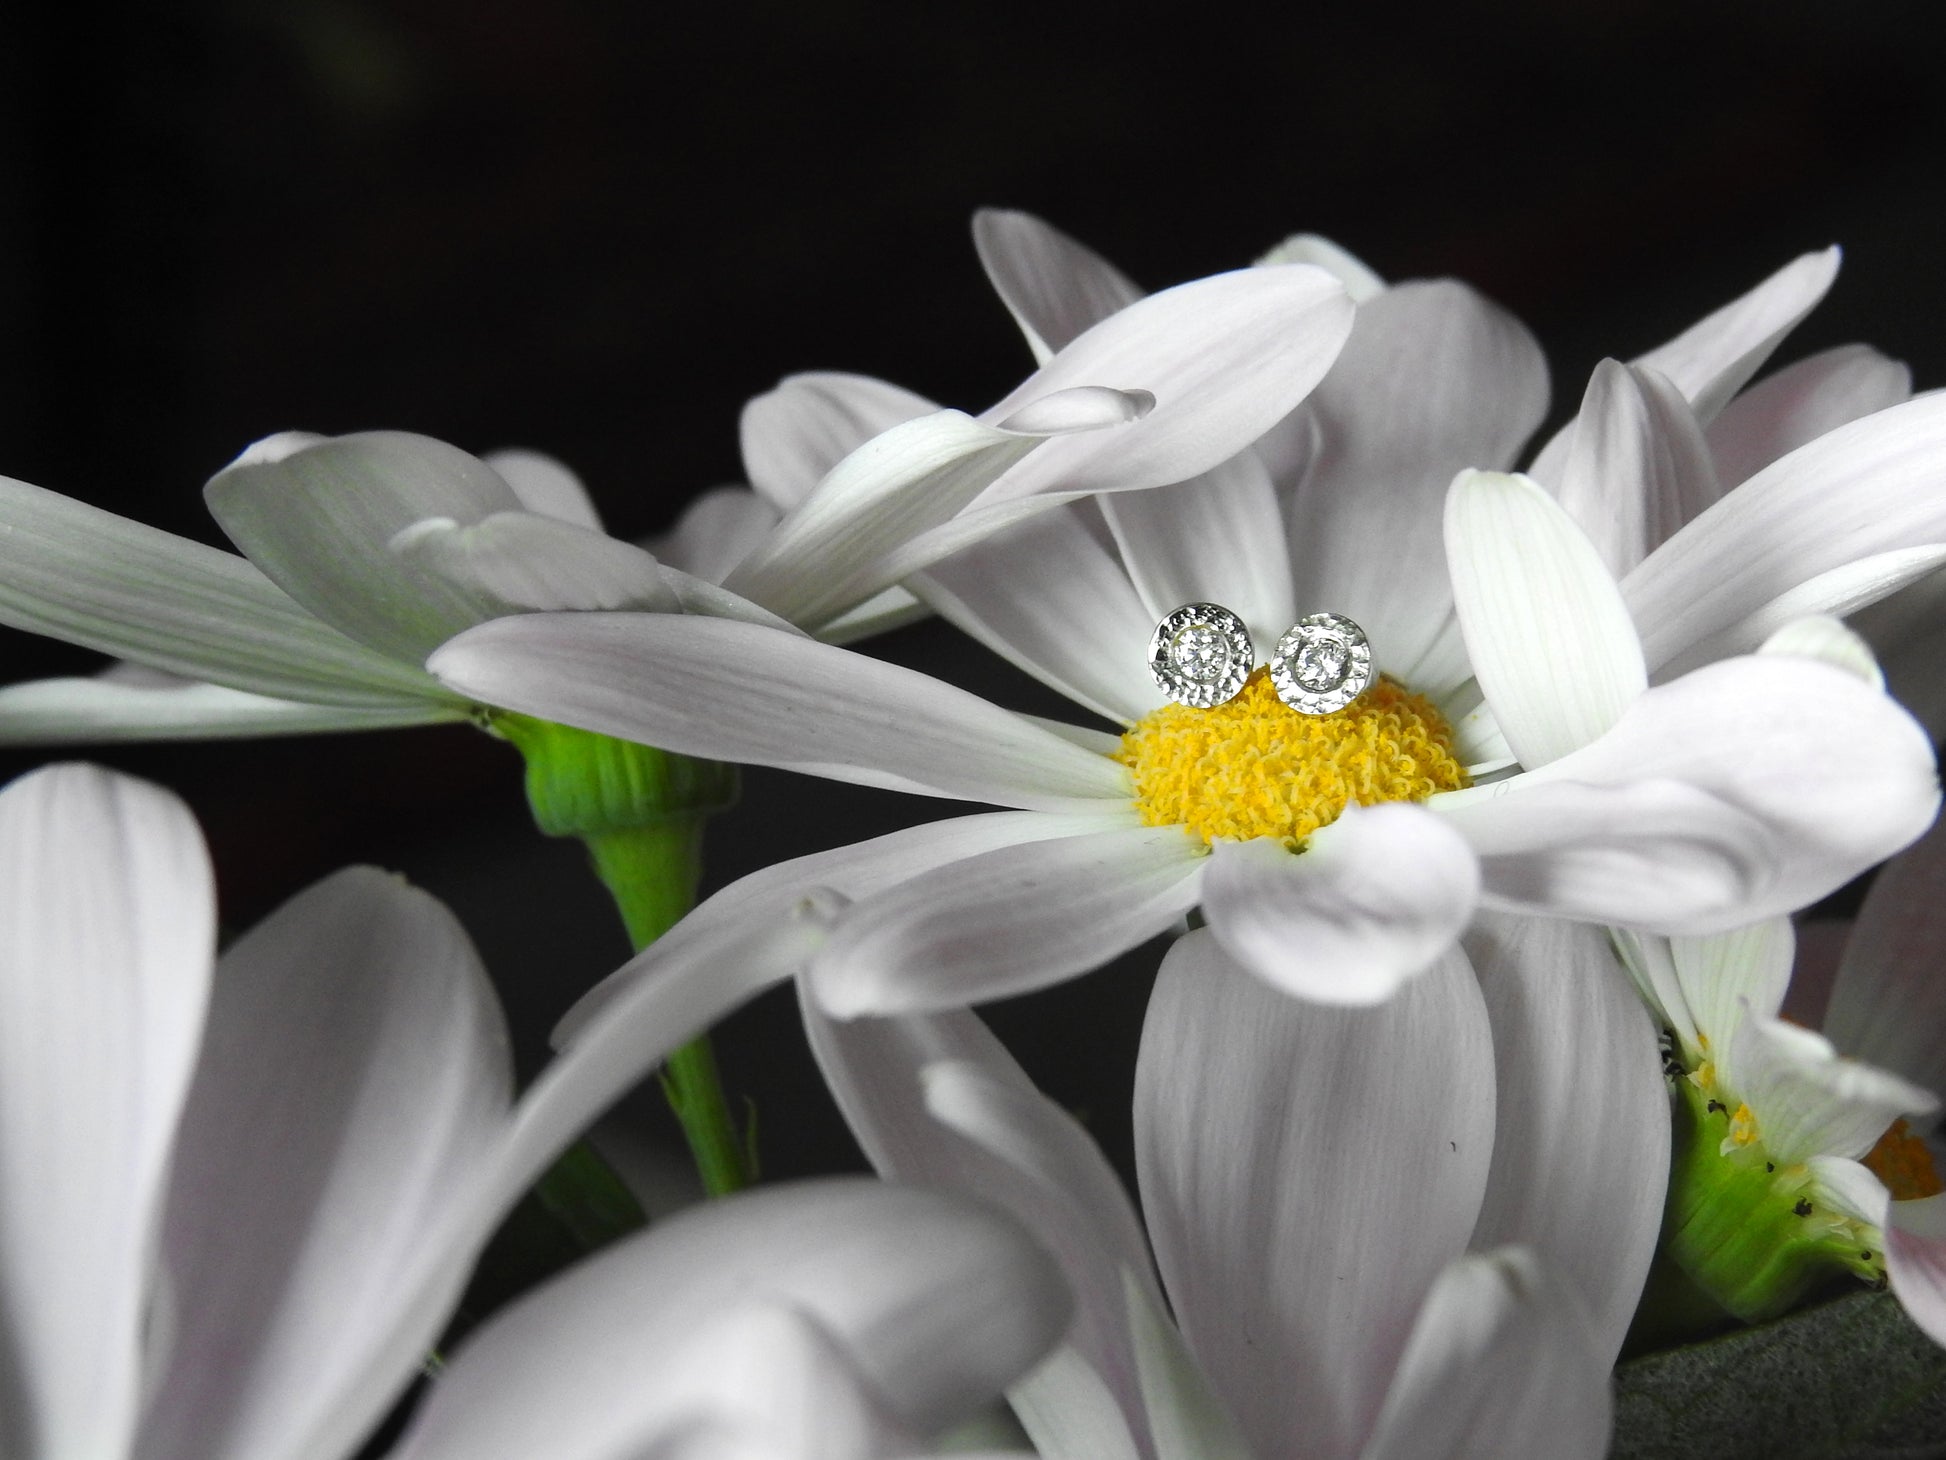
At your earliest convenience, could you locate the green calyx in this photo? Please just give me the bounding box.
[1661,1076,1883,1325]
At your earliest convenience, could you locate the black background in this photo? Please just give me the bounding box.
[1,1,1941,1190]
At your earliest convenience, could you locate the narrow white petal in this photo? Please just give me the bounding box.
[1201,804,1480,1006]
[1463,913,1668,1363]
[392,1180,1071,1460]
[1670,918,1796,1092]
[1010,1347,1144,1460]
[1288,282,1548,688]
[1758,614,1884,687]
[1360,1250,1612,1460]
[1886,1192,1946,1347]
[649,486,781,584]
[392,511,679,613]
[1732,1015,1939,1166]
[0,672,459,743]
[1625,392,1946,671]
[0,765,213,1460]
[484,448,604,530]
[431,613,1133,811]
[1100,447,1295,653]
[740,372,940,512]
[972,209,1146,364]
[979,266,1355,504]
[0,472,450,706]
[1254,232,1386,300]
[913,506,1163,724]
[140,869,513,1460]
[1123,1271,1254,1460]
[811,584,932,645]
[1445,470,1646,767]
[1825,813,1946,1098]
[1550,361,1722,576]
[1135,932,1494,1460]
[1706,343,1911,490]
[206,430,531,662]
[809,823,1203,1015]
[1805,1154,1892,1227]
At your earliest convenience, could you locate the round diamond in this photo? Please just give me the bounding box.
[1270,612,1374,715]
[1148,603,1252,708]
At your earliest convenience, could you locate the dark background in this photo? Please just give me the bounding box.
[0,1,1940,1193]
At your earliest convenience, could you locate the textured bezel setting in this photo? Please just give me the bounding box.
[1148,602,1253,708]
[1270,612,1375,715]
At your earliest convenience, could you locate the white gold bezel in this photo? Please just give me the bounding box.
[1269,612,1375,715]
[1148,602,1253,708]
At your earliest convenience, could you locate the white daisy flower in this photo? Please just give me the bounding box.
[0,761,1070,1459]
[0,265,1351,744]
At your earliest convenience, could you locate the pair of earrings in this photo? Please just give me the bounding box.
[1147,602,1375,715]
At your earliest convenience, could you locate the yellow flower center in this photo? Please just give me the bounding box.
[1864,1117,1945,1202]
[1115,668,1470,847]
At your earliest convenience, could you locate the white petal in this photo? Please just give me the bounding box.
[811,585,932,646]
[0,471,451,706]
[809,822,1204,1015]
[433,613,1131,810]
[1462,654,1942,930]
[1288,281,1548,691]
[1462,912,1668,1364]
[1360,1249,1612,1460]
[803,996,1158,1445]
[1200,804,1480,1006]
[205,430,530,662]
[1825,812,1946,1098]
[1706,343,1911,490]
[392,510,679,613]
[392,1180,1071,1460]
[1624,392,1946,671]
[1550,361,1722,577]
[1100,447,1296,653]
[1134,932,1494,1460]
[972,209,1146,364]
[1445,469,1647,767]
[1009,1347,1144,1460]
[1886,1192,1946,1347]
[912,506,1164,725]
[1669,918,1796,1090]
[1758,614,1884,687]
[483,448,604,531]
[1254,232,1386,300]
[1804,1154,1892,1227]
[1731,1014,1939,1166]
[979,266,1355,504]
[0,765,213,1460]
[139,868,513,1460]
[740,372,940,513]
[1123,1271,1254,1460]
[0,672,459,743]
[649,486,781,584]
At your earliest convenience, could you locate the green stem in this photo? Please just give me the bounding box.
[490,711,752,1197]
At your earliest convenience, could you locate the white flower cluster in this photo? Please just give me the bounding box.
[0,210,1943,1458]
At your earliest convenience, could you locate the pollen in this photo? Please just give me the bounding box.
[1115,669,1469,847]
[1863,1118,1945,1202]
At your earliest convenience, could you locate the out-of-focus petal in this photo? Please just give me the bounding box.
[1463,913,1667,1363]
[1885,1192,1946,1347]
[809,822,1203,1015]
[1706,343,1911,490]
[1732,1015,1939,1166]
[1624,392,1946,671]
[1288,282,1547,696]
[1359,1249,1612,1460]
[205,430,530,662]
[1254,232,1386,300]
[1550,361,1721,577]
[139,869,513,1460]
[1445,469,1646,767]
[740,372,940,513]
[432,613,1133,811]
[650,486,782,584]
[0,765,213,1460]
[973,209,1146,364]
[484,448,605,531]
[1759,614,1884,686]
[391,511,679,613]
[1823,813,1946,1104]
[391,1181,1072,1460]
[0,672,459,743]
[1200,804,1479,1006]
[1135,931,1494,1460]
[0,471,450,706]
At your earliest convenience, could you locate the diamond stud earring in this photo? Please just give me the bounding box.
[1270,612,1374,714]
[1148,602,1253,707]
